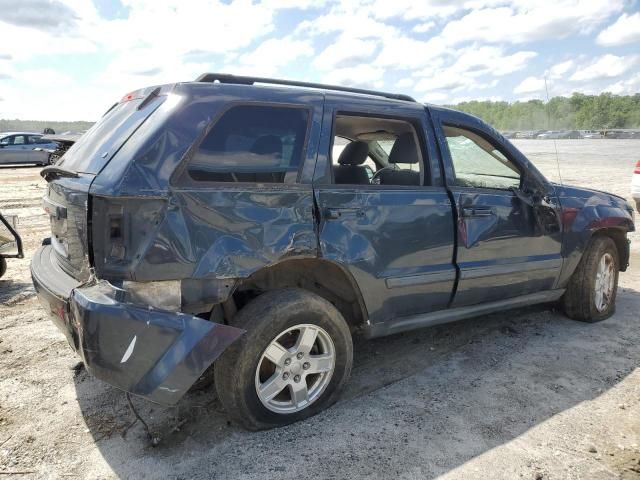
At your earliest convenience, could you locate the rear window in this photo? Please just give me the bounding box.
[184,105,309,183]
[59,96,164,174]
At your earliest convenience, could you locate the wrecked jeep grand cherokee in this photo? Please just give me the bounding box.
[32,74,635,430]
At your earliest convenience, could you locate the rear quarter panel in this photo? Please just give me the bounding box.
[90,84,324,283]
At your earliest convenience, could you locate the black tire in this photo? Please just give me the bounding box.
[214,288,353,430]
[0,257,6,279]
[562,236,619,322]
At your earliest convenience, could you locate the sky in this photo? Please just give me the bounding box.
[0,0,639,121]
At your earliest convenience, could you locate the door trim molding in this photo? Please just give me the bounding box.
[365,289,565,338]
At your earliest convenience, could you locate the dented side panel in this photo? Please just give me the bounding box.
[139,187,318,281]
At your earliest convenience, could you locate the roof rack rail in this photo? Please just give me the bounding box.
[194,73,416,102]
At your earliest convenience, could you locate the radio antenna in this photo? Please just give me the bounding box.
[544,76,563,185]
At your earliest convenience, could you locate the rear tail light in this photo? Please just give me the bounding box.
[634,161,640,174]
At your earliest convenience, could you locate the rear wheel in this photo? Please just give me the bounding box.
[214,288,353,430]
[562,236,619,322]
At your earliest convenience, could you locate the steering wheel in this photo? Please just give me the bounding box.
[371,167,396,185]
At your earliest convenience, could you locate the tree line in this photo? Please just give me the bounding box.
[448,93,640,131]
[0,119,94,134]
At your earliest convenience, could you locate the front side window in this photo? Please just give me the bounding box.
[444,125,520,190]
[185,105,309,183]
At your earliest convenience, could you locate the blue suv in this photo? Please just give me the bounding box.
[31,74,635,430]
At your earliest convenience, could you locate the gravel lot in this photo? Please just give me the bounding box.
[0,140,639,479]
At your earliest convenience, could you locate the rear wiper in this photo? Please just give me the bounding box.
[40,165,80,181]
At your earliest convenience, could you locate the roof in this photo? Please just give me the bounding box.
[193,73,416,103]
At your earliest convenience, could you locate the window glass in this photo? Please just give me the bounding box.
[0,137,10,145]
[28,136,43,144]
[12,135,26,145]
[187,105,309,183]
[331,115,423,186]
[444,125,520,189]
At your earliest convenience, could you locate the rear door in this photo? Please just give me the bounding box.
[431,108,562,307]
[313,96,456,326]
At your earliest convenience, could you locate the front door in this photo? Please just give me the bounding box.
[313,97,456,326]
[431,109,562,307]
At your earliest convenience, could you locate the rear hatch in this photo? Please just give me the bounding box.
[42,87,168,281]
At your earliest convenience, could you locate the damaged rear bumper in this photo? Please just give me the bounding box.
[31,245,244,405]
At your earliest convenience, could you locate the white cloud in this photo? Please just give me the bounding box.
[514,76,546,94]
[0,0,638,120]
[313,37,378,71]
[413,21,435,33]
[375,36,449,70]
[236,38,314,75]
[321,65,385,89]
[596,12,640,46]
[396,78,414,89]
[547,60,575,79]
[570,54,640,82]
[441,0,624,44]
[604,73,640,95]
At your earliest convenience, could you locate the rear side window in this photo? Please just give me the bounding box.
[185,105,309,183]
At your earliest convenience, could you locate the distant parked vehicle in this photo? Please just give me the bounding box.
[0,132,59,165]
[537,131,563,139]
[581,130,603,139]
[40,132,83,164]
[633,161,640,213]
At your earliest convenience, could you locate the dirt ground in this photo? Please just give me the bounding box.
[0,139,639,479]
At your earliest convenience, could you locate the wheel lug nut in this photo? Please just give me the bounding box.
[284,358,291,366]
[282,372,289,380]
[296,352,304,360]
[303,362,310,370]
[294,375,301,382]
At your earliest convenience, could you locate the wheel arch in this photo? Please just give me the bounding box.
[229,258,369,330]
[589,227,630,272]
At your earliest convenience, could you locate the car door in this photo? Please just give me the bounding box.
[431,108,562,307]
[27,135,49,164]
[313,96,456,328]
[0,135,31,164]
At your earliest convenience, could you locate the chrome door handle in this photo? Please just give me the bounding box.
[461,207,493,217]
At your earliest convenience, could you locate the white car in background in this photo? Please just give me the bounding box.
[633,160,640,212]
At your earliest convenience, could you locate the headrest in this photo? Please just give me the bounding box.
[337,140,369,165]
[250,135,283,157]
[388,132,419,164]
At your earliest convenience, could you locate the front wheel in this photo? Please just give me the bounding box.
[214,289,353,430]
[562,236,619,322]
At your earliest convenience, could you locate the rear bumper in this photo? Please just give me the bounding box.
[31,245,244,405]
